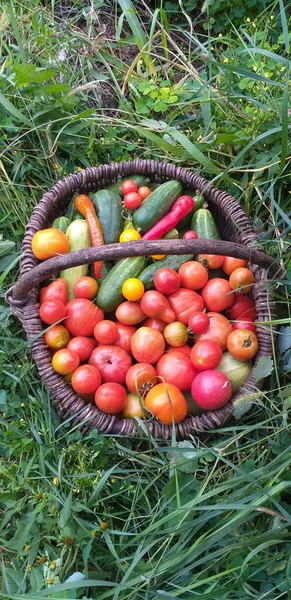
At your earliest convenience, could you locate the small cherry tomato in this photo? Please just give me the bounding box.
[138,186,151,200]
[122,278,144,301]
[119,229,141,243]
[198,254,225,270]
[71,364,101,395]
[32,228,69,261]
[115,301,146,325]
[94,320,118,344]
[183,231,199,240]
[191,370,231,410]
[222,257,247,275]
[67,336,95,362]
[227,329,259,361]
[95,383,127,414]
[228,296,256,321]
[178,261,208,291]
[232,318,257,333]
[123,192,143,210]
[154,268,180,295]
[190,340,222,371]
[122,393,144,419]
[125,363,157,395]
[145,382,188,424]
[229,268,255,294]
[40,299,66,325]
[73,276,98,300]
[44,324,70,349]
[52,348,80,375]
[163,322,188,347]
[121,180,138,195]
[40,279,68,304]
[152,255,166,260]
[188,312,210,334]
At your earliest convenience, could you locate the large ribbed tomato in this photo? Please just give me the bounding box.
[201,278,235,312]
[194,312,233,351]
[66,299,104,337]
[156,352,198,391]
[168,289,204,325]
[131,327,165,364]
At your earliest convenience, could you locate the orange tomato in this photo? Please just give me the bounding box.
[32,228,69,260]
[52,348,80,375]
[227,329,258,361]
[229,268,255,294]
[44,324,70,349]
[222,257,247,276]
[138,186,151,200]
[145,382,188,425]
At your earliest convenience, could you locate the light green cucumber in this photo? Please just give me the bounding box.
[60,220,91,300]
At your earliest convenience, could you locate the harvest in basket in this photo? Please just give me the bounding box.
[7,161,279,438]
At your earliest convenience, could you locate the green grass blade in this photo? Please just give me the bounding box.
[0,92,33,127]
[279,70,290,174]
[279,0,290,53]
[166,127,221,173]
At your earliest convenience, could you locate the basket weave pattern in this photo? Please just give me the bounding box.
[7,160,277,439]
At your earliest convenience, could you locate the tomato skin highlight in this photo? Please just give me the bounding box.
[131,327,165,364]
[40,299,67,325]
[66,299,104,337]
[73,276,98,300]
[154,268,180,295]
[40,279,68,305]
[89,345,132,384]
[156,352,198,391]
[188,312,210,334]
[32,228,69,260]
[125,363,157,395]
[71,364,102,395]
[190,340,222,371]
[44,324,70,349]
[227,329,258,361]
[191,370,232,410]
[52,348,80,375]
[145,383,188,424]
[95,383,127,414]
[222,257,247,275]
[67,336,95,362]
[94,320,118,345]
[178,261,208,291]
[228,295,256,321]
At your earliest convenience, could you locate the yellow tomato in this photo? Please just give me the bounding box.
[31,228,69,260]
[152,254,166,260]
[122,393,144,419]
[122,278,144,301]
[119,230,141,243]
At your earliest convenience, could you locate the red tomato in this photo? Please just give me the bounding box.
[191,370,232,410]
[131,327,165,364]
[232,318,257,333]
[229,268,255,294]
[123,192,143,210]
[190,340,222,371]
[73,276,98,300]
[145,382,188,424]
[67,336,95,362]
[138,186,151,200]
[156,352,198,391]
[115,301,146,325]
[228,295,256,321]
[114,323,137,354]
[188,312,210,334]
[52,348,80,375]
[227,329,258,361]
[222,257,247,275]
[44,324,70,349]
[89,345,132,384]
[163,322,188,347]
[95,383,127,414]
[71,364,101,395]
[94,320,118,344]
[40,279,68,305]
[183,231,199,240]
[153,268,180,295]
[168,289,204,325]
[198,254,225,270]
[168,344,192,357]
[40,299,66,325]
[122,393,144,419]
[121,180,138,195]
[195,312,233,350]
[201,278,235,312]
[125,363,157,395]
[142,317,166,333]
[140,291,176,323]
[66,299,104,337]
[178,261,208,291]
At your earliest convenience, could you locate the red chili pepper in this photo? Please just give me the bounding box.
[75,194,104,278]
[142,196,195,241]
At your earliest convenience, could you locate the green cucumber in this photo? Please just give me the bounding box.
[149,182,161,191]
[89,189,122,244]
[65,194,78,221]
[139,254,193,291]
[132,180,183,234]
[191,208,221,240]
[107,174,150,195]
[60,220,91,300]
[162,228,179,240]
[52,216,70,233]
[177,194,206,231]
[96,256,146,311]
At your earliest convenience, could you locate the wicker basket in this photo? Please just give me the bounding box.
[6,160,282,440]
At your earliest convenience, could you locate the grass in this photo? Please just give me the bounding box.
[0,0,291,598]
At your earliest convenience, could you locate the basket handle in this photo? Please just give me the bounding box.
[8,238,284,306]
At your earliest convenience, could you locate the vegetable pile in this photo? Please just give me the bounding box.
[32,175,259,425]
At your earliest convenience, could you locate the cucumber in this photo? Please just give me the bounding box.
[132,180,183,234]
[107,174,150,195]
[96,256,146,311]
[60,220,91,300]
[162,228,179,240]
[65,194,78,221]
[89,189,122,244]
[139,254,193,291]
[177,194,206,231]
[149,182,161,191]
[52,216,70,233]
[191,208,221,240]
